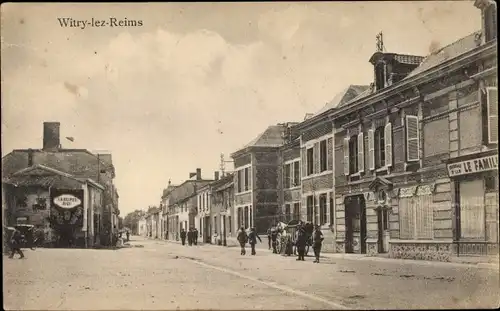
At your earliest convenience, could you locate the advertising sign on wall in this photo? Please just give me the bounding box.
[50,189,84,227]
[447,155,498,178]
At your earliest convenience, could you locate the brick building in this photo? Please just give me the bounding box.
[209,172,234,246]
[231,124,291,234]
[330,2,497,261]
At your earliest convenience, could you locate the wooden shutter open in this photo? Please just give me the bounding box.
[357,132,364,173]
[406,115,420,162]
[313,142,320,174]
[301,148,307,177]
[327,137,333,171]
[384,122,393,167]
[343,137,350,176]
[248,167,252,191]
[368,129,375,170]
[486,87,498,144]
[234,169,239,194]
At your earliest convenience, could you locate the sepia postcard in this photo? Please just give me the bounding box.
[1,1,499,310]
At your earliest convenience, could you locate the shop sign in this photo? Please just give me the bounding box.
[53,194,82,209]
[447,155,498,177]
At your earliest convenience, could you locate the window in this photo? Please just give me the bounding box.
[374,126,385,169]
[348,135,358,174]
[306,196,313,222]
[228,216,232,234]
[237,208,242,229]
[459,179,485,239]
[285,204,291,222]
[406,115,420,162]
[237,170,242,193]
[244,206,249,228]
[329,195,334,225]
[399,194,433,239]
[320,140,327,172]
[319,194,327,226]
[375,62,386,91]
[214,216,217,234]
[284,163,291,189]
[249,207,252,228]
[293,161,300,186]
[306,147,314,175]
[293,202,300,220]
[244,167,249,191]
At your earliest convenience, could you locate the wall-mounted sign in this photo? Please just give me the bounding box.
[447,155,498,177]
[53,194,82,209]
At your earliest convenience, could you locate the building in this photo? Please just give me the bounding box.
[329,2,497,260]
[209,172,233,246]
[1,122,120,246]
[2,164,105,248]
[231,124,292,234]
[166,169,213,240]
[161,181,178,240]
[196,183,212,243]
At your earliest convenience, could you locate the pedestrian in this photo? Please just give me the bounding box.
[270,227,279,254]
[187,228,193,246]
[126,230,130,242]
[247,227,262,255]
[193,227,199,245]
[237,227,248,255]
[180,228,187,245]
[312,225,324,263]
[8,228,25,259]
[266,228,272,250]
[295,223,307,261]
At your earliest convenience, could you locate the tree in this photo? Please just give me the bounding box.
[123,210,146,234]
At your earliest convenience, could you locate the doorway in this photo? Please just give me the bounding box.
[376,207,389,253]
[344,195,367,254]
[204,216,211,243]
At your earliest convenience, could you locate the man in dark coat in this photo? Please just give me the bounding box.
[312,225,324,263]
[180,228,187,245]
[193,227,199,245]
[187,228,193,246]
[295,224,307,261]
[247,227,262,255]
[237,227,248,255]
[266,228,272,250]
[8,228,25,259]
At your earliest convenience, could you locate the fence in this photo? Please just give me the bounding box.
[454,241,499,257]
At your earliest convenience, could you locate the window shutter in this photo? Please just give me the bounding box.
[234,170,239,193]
[313,142,319,174]
[368,129,375,170]
[301,148,307,177]
[248,167,252,190]
[357,132,364,173]
[486,87,498,144]
[406,115,420,162]
[327,137,333,171]
[343,137,350,176]
[384,122,393,167]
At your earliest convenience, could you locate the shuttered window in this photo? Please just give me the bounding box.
[306,147,314,176]
[357,132,364,173]
[368,129,375,170]
[406,115,420,162]
[486,87,498,144]
[301,148,307,177]
[320,140,327,172]
[293,161,300,186]
[306,196,314,222]
[348,135,358,174]
[327,137,333,171]
[399,194,433,239]
[384,122,393,167]
[319,194,327,225]
[314,142,320,174]
[374,126,385,169]
[284,164,291,189]
[343,137,350,176]
[460,179,485,239]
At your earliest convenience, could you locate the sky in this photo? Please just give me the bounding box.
[1,2,481,216]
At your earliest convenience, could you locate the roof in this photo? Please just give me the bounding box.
[233,124,286,156]
[210,173,234,192]
[406,31,482,79]
[2,164,103,190]
[319,85,370,110]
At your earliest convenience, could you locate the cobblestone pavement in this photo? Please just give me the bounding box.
[3,237,499,310]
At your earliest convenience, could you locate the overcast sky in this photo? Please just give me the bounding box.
[1,2,481,215]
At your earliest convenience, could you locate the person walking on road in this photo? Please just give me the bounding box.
[187,228,193,246]
[126,230,130,242]
[266,228,272,250]
[270,227,279,254]
[237,227,248,255]
[247,227,262,255]
[180,228,187,245]
[8,228,25,259]
[295,223,307,261]
[312,225,324,263]
[193,227,199,245]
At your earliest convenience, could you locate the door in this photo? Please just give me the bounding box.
[222,215,226,240]
[360,198,367,254]
[377,208,384,253]
[345,197,354,253]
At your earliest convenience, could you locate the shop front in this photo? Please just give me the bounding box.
[50,188,85,247]
[446,151,499,257]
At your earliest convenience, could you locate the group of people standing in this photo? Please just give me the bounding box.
[179,227,199,246]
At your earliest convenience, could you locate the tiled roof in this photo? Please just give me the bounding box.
[406,31,482,79]
[3,164,87,189]
[242,125,286,149]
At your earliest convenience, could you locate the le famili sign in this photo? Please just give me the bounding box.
[447,155,498,178]
[53,194,82,209]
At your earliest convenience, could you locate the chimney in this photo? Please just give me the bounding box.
[189,172,196,178]
[27,149,34,167]
[43,122,61,151]
[196,168,201,180]
[214,171,220,180]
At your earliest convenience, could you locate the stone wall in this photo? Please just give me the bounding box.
[390,242,453,262]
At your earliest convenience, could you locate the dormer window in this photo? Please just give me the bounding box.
[375,62,387,91]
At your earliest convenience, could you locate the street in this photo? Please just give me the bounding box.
[3,236,499,310]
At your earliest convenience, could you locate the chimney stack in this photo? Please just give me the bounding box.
[43,122,61,151]
[214,171,220,180]
[196,168,201,180]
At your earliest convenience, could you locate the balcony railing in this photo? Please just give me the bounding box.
[454,241,499,257]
